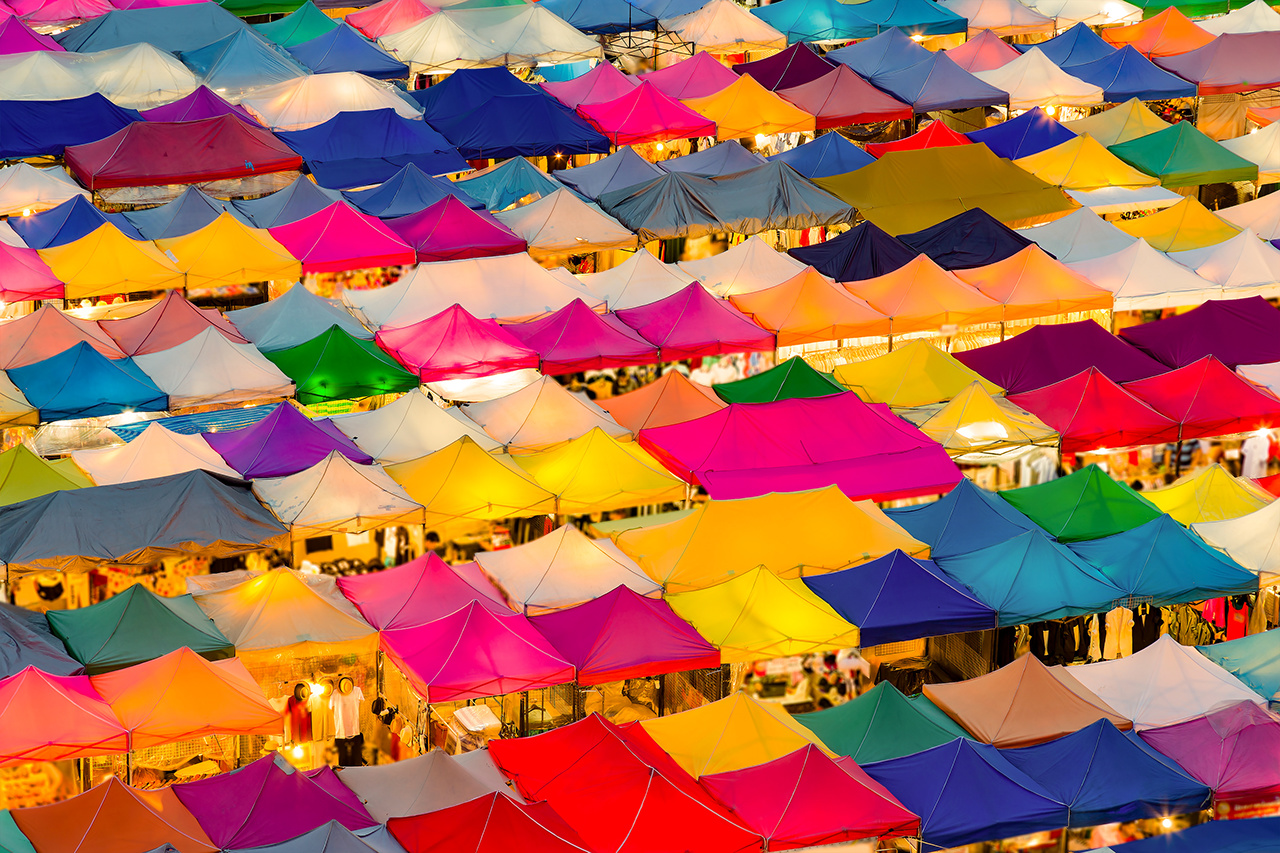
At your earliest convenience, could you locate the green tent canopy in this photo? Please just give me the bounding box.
[1109,123,1259,188]
[253,2,339,47]
[219,0,303,19]
[998,463,1163,542]
[46,585,235,675]
[792,681,971,763]
[0,445,89,508]
[713,357,845,404]
[0,812,35,853]
[264,325,418,405]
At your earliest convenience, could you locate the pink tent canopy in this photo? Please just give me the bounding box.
[0,303,125,369]
[0,241,62,301]
[578,82,718,146]
[615,282,775,360]
[337,552,509,631]
[347,0,432,37]
[12,0,111,25]
[502,298,658,375]
[776,65,913,129]
[638,392,963,501]
[529,585,719,685]
[99,290,247,356]
[543,61,638,109]
[385,196,527,263]
[109,0,211,10]
[381,601,575,702]
[638,51,739,100]
[0,12,63,52]
[1139,702,1280,805]
[269,202,415,274]
[0,667,127,765]
[947,29,1021,72]
[375,304,539,382]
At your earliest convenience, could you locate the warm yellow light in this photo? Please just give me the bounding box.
[754,133,768,147]
[554,152,564,160]
[1161,819,1173,829]
[910,33,925,41]
[290,745,304,759]
[20,208,30,217]
[1044,104,1057,116]
[309,681,326,697]
[655,142,664,152]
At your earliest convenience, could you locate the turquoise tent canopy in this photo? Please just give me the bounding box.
[796,682,972,763]
[1197,629,1280,699]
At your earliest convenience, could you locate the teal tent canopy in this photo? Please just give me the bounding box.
[794,681,972,763]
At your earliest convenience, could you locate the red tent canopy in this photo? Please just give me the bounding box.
[385,196,526,263]
[0,667,128,765]
[578,82,718,146]
[375,303,539,382]
[1123,356,1280,441]
[866,120,973,158]
[389,793,591,853]
[0,303,124,370]
[776,65,913,129]
[269,201,416,273]
[1008,367,1180,454]
[99,290,247,356]
[614,282,775,360]
[63,115,303,190]
[502,299,658,375]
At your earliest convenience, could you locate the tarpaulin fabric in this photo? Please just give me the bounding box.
[1145,464,1273,525]
[239,72,423,133]
[0,242,62,302]
[232,175,343,228]
[803,550,996,645]
[789,220,915,282]
[637,50,739,100]
[942,0,1053,35]
[865,119,973,159]
[56,3,248,53]
[230,284,372,352]
[1104,814,1280,853]
[0,601,82,678]
[288,25,409,81]
[204,402,373,478]
[502,299,657,375]
[346,163,483,216]
[1200,0,1280,33]
[844,255,1004,334]
[0,379,42,430]
[1020,207,1138,263]
[553,147,666,201]
[252,449,423,536]
[267,320,415,402]
[1063,97,1170,147]
[0,15,63,54]
[1003,720,1211,827]
[539,0,657,34]
[0,303,124,370]
[729,268,890,345]
[542,62,638,110]
[64,115,302,190]
[494,189,636,254]
[952,245,1112,320]
[835,339,1002,408]
[0,162,87,219]
[1015,133,1163,192]
[614,282,775,359]
[885,477,1039,558]
[255,2,339,47]
[1100,7,1214,57]
[0,95,140,159]
[268,201,416,273]
[750,0,876,43]
[141,86,261,126]
[338,751,518,823]
[1153,31,1280,94]
[122,187,245,242]
[1120,297,1280,369]
[1139,701,1280,804]
[1124,355,1280,440]
[1023,21,1115,66]
[345,0,431,38]
[1008,367,1179,454]
[376,304,539,382]
[683,74,816,139]
[793,681,971,764]
[973,47,1104,110]
[456,156,566,212]
[46,585,233,674]
[228,821,404,853]
[900,208,1040,270]
[967,107,1077,160]
[862,739,1068,850]
[596,368,726,432]
[1000,463,1162,541]
[711,356,845,403]
[9,342,167,422]
[1219,122,1280,185]
[662,0,788,53]
[460,375,629,451]
[947,28,1022,72]
[578,82,717,146]
[331,386,501,464]
[1197,629,1280,699]
[12,195,143,249]
[767,128,877,178]
[155,213,300,291]
[907,381,1059,459]
[71,421,240,485]
[1110,122,1258,187]
[388,793,589,853]
[1114,196,1240,252]
[337,552,508,631]
[1069,44,1198,101]
[733,41,836,90]
[179,31,308,102]
[386,197,525,263]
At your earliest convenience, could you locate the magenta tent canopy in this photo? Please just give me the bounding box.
[269,201,415,273]
[1139,701,1280,805]
[578,82,718,146]
[638,393,963,501]
[502,298,659,375]
[174,754,376,849]
[381,601,575,702]
[203,402,374,478]
[529,585,719,685]
[375,304,539,382]
[615,282,775,360]
[954,319,1168,395]
[141,86,260,124]
[1117,296,1280,370]
[542,61,638,109]
[384,196,527,263]
[0,14,63,53]
[337,552,509,631]
[0,242,62,302]
[638,51,739,100]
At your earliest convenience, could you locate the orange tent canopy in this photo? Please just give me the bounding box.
[730,266,890,345]
[953,245,1114,321]
[845,255,1003,335]
[12,776,216,853]
[1101,8,1214,57]
[596,369,725,432]
[0,667,127,765]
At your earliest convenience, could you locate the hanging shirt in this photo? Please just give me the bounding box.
[1243,433,1271,480]
[330,686,364,740]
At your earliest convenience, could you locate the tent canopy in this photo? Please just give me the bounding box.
[1194,497,1280,590]
[1114,196,1240,252]
[768,130,878,178]
[493,189,636,255]
[255,2,338,46]
[844,255,1003,334]
[1015,133,1162,191]
[952,245,1112,320]
[1197,629,1280,699]
[682,74,816,139]
[336,751,517,824]
[0,602,81,679]
[730,269,889,345]
[967,107,1077,161]
[886,477,1040,558]
[179,30,308,101]
[553,147,666,201]
[329,387,500,465]
[9,342,168,422]
[288,25,409,81]
[711,356,845,403]
[613,282,775,359]
[972,47,1104,111]
[1109,122,1259,187]
[1100,7,1214,57]
[866,119,973,159]
[835,339,1001,408]
[789,220,915,282]
[637,50,739,100]
[459,375,628,452]
[1124,355,1280,441]
[794,681,970,763]
[661,0,789,53]
[1063,97,1170,146]
[578,82,717,147]
[387,792,587,853]
[228,285,370,352]
[751,0,880,43]
[347,162,482,216]
[1137,701,1280,805]
[908,381,1059,459]
[900,208,1040,270]
[203,402,374,479]
[72,421,239,485]
[0,445,87,507]
[375,304,539,382]
[947,27,1022,72]
[1070,45,1198,101]
[1019,207,1138,263]
[680,234,807,296]
[11,778,212,853]
[268,201,416,273]
[252,450,424,537]
[1000,463,1163,541]
[337,552,508,632]
[1145,464,1273,525]
[1119,296,1280,370]
[596,369,726,432]
[733,41,836,90]
[1008,367,1179,454]
[574,249,693,313]
[232,176,343,229]
[1154,31,1280,94]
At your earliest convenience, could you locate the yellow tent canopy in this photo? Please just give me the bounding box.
[385,435,557,528]
[901,381,1059,458]
[0,373,36,429]
[1063,98,1171,147]
[834,339,1003,407]
[1145,463,1273,525]
[666,567,861,663]
[683,74,815,139]
[639,691,835,778]
[845,255,1004,335]
[814,145,1078,235]
[953,245,1114,321]
[614,485,927,592]
[38,223,185,298]
[512,427,687,515]
[1015,134,1162,190]
[0,444,88,507]
[1115,197,1241,252]
[156,213,301,289]
[728,266,890,346]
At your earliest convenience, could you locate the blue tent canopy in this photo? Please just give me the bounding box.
[660,142,767,177]
[753,0,877,43]
[287,24,409,80]
[414,68,536,122]
[539,61,592,83]
[1198,629,1280,699]
[1107,817,1280,853]
[788,219,915,281]
[1068,46,1197,102]
[630,0,704,15]
[124,187,248,240]
[768,132,874,180]
[345,163,483,217]
[179,30,309,98]
[456,157,569,211]
[278,109,468,189]
[0,602,83,678]
[232,175,344,227]
[1021,22,1115,67]
[886,478,1040,558]
[0,96,141,159]
[1003,721,1211,828]
[899,208,1039,269]
[56,3,251,52]
[803,550,997,645]
[933,530,1124,625]
[1068,515,1258,606]
[9,343,167,422]
[847,0,967,35]
[553,146,665,200]
[967,108,1077,160]
[864,739,1068,849]
[11,197,144,249]
[539,0,657,33]
[828,29,1008,112]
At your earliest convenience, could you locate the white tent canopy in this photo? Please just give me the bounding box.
[1167,228,1280,296]
[425,368,543,404]
[253,450,424,536]
[63,44,199,110]
[1221,122,1280,184]
[0,52,93,100]
[494,189,638,255]
[661,0,787,53]
[0,164,88,218]
[577,249,696,311]
[1067,185,1183,215]
[1018,207,1138,263]
[1022,0,1140,26]
[974,48,1104,110]
[1200,0,1280,34]
[460,374,630,451]
[133,327,295,409]
[238,72,422,130]
[229,284,372,353]
[938,0,1055,35]
[1193,496,1280,586]
[336,751,516,823]
[679,235,807,296]
[1068,239,1220,310]
[330,387,501,463]
[1220,186,1280,239]
[473,523,660,613]
[1067,634,1264,728]
[71,421,240,485]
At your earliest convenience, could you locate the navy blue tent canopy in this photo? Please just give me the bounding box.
[1107,818,1280,853]
[899,208,1039,269]
[788,219,916,281]
[232,175,344,227]
[967,107,1077,160]
[287,24,409,80]
[886,478,1041,559]
[9,343,167,423]
[539,0,657,34]
[0,95,141,159]
[278,109,469,190]
[11,196,144,249]
[1069,46,1198,102]
[123,187,248,240]
[828,29,1008,112]
[179,30,309,98]
[659,142,767,177]
[56,3,251,52]
[413,67,538,122]
[553,146,666,200]
[767,132,875,180]
[0,602,83,678]
[345,163,483,217]
[1002,721,1212,828]
[1021,22,1115,67]
[803,550,997,645]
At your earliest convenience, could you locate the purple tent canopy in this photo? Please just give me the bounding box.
[955,319,1168,395]
[732,42,837,91]
[1118,296,1280,370]
[174,755,376,849]
[203,402,373,478]
[0,15,63,54]
[384,195,526,263]
[140,85,260,124]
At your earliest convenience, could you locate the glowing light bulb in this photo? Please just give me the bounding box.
[754,133,768,147]
[290,745,304,759]
[1044,104,1057,116]
[1161,819,1173,829]
[655,142,664,152]
[20,208,30,217]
